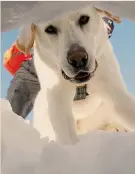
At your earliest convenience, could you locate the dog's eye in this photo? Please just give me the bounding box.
[78,15,90,27]
[45,25,58,35]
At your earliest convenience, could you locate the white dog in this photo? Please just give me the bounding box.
[17,6,135,145]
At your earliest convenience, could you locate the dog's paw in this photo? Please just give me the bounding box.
[76,120,128,133]
[100,123,128,132]
[55,125,79,145]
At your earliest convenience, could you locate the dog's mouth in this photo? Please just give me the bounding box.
[62,61,98,84]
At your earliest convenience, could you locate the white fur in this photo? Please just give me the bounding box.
[18,7,135,144]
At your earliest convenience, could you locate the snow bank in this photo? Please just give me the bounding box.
[1,2,135,32]
[1,98,135,174]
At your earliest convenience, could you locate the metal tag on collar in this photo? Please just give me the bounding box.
[74,84,89,101]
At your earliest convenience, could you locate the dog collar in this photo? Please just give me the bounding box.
[74,84,89,101]
[103,16,114,38]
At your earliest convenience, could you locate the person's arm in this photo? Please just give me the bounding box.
[3,42,32,75]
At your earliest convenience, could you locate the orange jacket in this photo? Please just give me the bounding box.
[3,42,32,75]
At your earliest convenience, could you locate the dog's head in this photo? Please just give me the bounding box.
[16,7,121,84]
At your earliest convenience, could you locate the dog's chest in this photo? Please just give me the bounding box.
[72,85,102,120]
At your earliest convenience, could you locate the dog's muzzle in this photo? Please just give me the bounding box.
[62,60,98,84]
[62,43,98,83]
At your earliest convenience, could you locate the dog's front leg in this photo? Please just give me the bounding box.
[101,81,135,131]
[47,83,78,145]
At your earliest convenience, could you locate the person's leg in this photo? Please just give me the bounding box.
[24,79,40,117]
[7,59,40,118]
[20,99,34,118]
[7,82,29,119]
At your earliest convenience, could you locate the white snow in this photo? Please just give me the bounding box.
[1,2,135,173]
[1,2,135,32]
[1,98,135,174]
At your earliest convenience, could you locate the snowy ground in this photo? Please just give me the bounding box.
[1,99,135,174]
[1,2,135,173]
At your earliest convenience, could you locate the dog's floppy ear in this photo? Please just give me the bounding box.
[16,23,36,54]
[95,8,121,24]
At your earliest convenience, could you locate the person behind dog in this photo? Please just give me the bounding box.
[3,16,114,119]
[4,43,40,119]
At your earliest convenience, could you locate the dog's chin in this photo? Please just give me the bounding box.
[62,70,92,84]
[62,61,98,84]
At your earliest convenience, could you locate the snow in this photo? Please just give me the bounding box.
[1,98,135,174]
[1,2,135,173]
[1,1,135,32]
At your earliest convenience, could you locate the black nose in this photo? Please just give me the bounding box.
[67,43,88,69]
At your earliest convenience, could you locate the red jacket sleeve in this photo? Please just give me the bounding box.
[3,42,32,75]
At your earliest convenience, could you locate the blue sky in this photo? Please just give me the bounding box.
[1,19,135,119]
